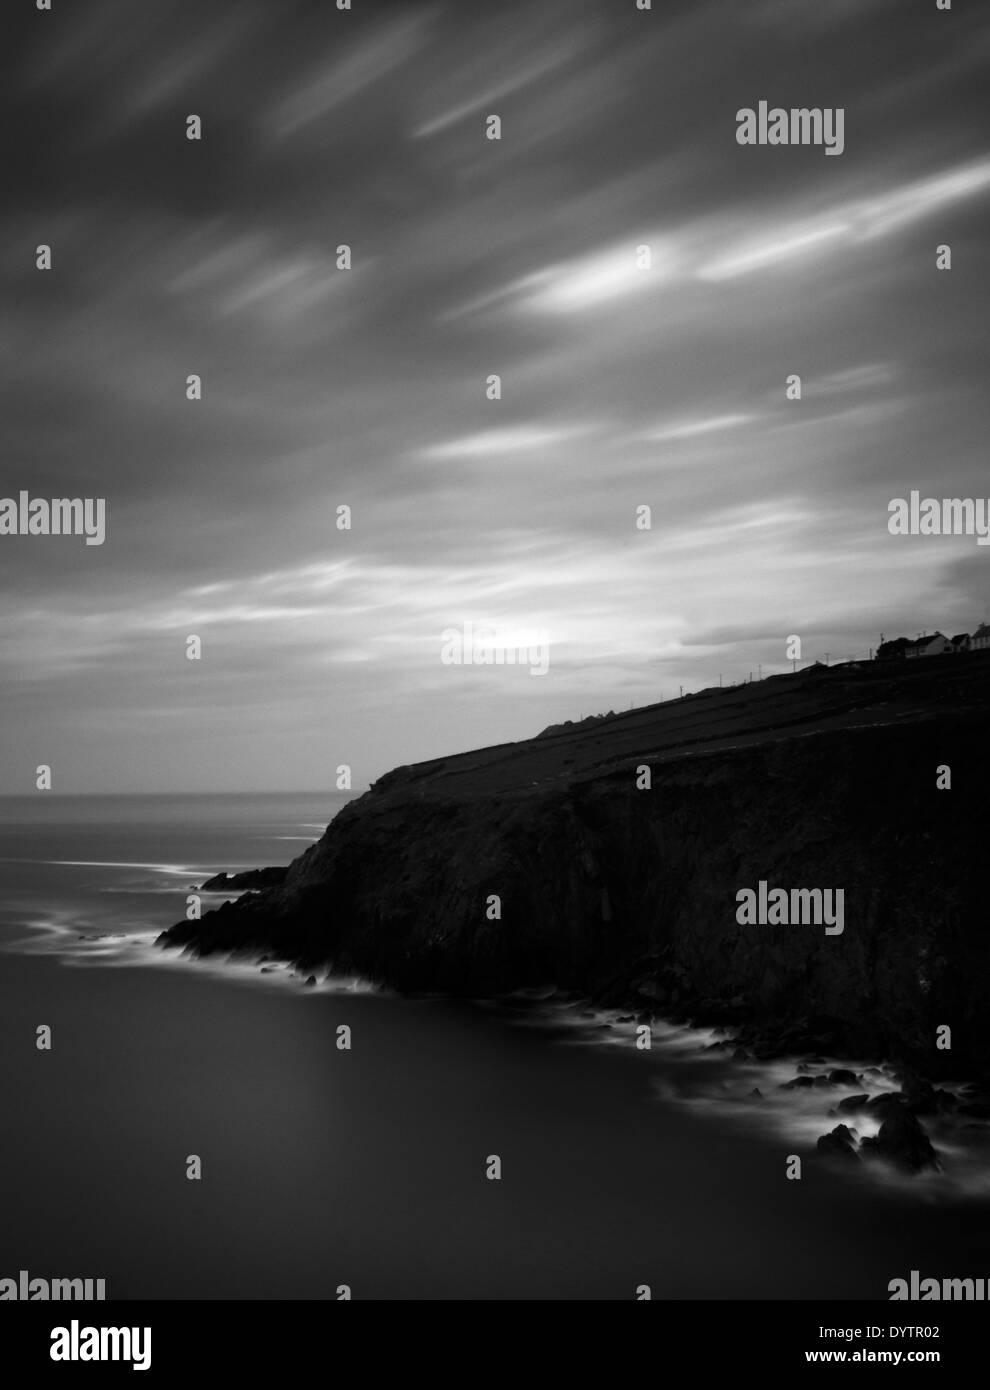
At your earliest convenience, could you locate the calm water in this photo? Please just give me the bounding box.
[1,792,989,1300]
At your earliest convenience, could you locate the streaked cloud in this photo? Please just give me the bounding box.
[2,0,988,791]
[640,414,755,444]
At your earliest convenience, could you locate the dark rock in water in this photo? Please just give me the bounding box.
[817,1124,860,1162]
[302,975,317,987]
[750,1088,763,1099]
[780,1075,816,1090]
[860,1108,939,1173]
[836,1093,870,1113]
[865,1092,907,1120]
[732,1046,751,1061]
[900,1074,959,1117]
[829,1069,859,1087]
[199,866,288,893]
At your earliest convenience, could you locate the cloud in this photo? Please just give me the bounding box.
[640,414,755,444]
[417,425,591,461]
[3,0,989,790]
[265,14,432,140]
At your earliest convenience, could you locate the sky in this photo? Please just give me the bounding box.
[1,0,989,794]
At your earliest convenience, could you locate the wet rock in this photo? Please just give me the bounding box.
[860,1108,939,1173]
[302,975,317,987]
[817,1124,860,1162]
[780,1075,816,1090]
[829,1069,859,1087]
[836,1093,870,1113]
[908,1085,958,1117]
[865,1092,907,1120]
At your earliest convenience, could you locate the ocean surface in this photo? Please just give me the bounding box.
[2,791,990,1300]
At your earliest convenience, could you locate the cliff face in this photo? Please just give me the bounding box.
[161,656,990,1073]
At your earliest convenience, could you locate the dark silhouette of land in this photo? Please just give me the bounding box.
[162,652,990,1085]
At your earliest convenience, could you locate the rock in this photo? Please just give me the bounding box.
[829,1069,859,1087]
[860,1108,939,1173]
[303,975,317,987]
[199,866,288,892]
[865,1092,907,1120]
[750,1088,763,1099]
[909,1086,958,1117]
[836,1093,870,1113]
[780,1075,816,1090]
[817,1124,860,1162]
[732,1047,751,1061]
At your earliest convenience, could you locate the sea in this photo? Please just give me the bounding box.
[2,792,989,1300]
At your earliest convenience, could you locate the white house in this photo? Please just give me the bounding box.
[904,632,952,658]
[971,623,990,652]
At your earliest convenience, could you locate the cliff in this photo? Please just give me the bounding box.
[160,654,990,1075]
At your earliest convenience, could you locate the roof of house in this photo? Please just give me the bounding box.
[973,624,990,641]
[951,633,970,644]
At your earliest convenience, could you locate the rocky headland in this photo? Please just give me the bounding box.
[160,653,990,1170]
